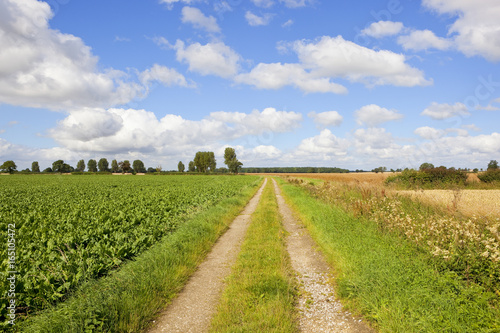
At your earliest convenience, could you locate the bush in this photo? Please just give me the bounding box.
[477,169,500,183]
[386,167,468,188]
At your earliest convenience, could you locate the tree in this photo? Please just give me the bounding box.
[224,147,243,174]
[43,167,52,173]
[178,161,185,172]
[188,161,195,172]
[119,160,131,173]
[111,159,119,173]
[487,160,499,170]
[76,159,85,172]
[98,158,109,172]
[52,160,72,173]
[132,160,145,173]
[194,152,216,173]
[0,160,17,174]
[419,162,434,171]
[87,159,97,172]
[32,161,40,173]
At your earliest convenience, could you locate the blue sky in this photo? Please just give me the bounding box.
[0,0,499,171]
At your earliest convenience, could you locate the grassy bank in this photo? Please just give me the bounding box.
[277,178,500,332]
[209,179,298,332]
[19,177,262,333]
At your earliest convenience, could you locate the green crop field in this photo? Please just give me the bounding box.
[0,174,258,326]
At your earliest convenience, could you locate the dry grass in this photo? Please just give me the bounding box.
[396,189,500,218]
[253,172,392,185]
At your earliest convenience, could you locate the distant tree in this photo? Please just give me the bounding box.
[194,152,216,173]
[372,166,387,173]
[87,159,97,172]
[188,161,195,172]
[224,147,243,174]
[76,159,85,172]
[419,162,434,171]
[111,159,119,173]
[132,160,145,173]
[31,161,40,173]
[147,167,156,173]
[119,160,131,173]
[178,161,185,172]
[0,160,17,174]
[52,160,72,173]
[43,167,52,173]
[487,160,499,170]
[98,158,109,172]
[156,165,162,173]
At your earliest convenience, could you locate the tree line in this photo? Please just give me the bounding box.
[0,147,244,175]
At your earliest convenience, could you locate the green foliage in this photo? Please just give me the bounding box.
[188,161,195,172]
[478,169,500,183]
[241,166,350,173]
[372,166,387,173]
[132,160,145,173]
[0,175,258,327]
[0,160,17,174]
[52,160,72,173]
[98,158,109,172]
[487,160,499,170]
[194,152,216,173]
[31,161,40,173]
[224,147,243,174]
[118,160,130,173]
[178,161,185,173]
[386,167,468,188]
[111,159,119,173]
[76,159,85,172]
[419,162,435,171]
[87,159,97,172]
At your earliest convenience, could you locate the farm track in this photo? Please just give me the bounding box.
[272,179,374,333]
[146,178,268,333]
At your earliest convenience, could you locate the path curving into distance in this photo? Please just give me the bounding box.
[147,178,267,333]
[272,178,374,333]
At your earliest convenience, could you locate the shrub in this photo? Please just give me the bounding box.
[478,169,500,183]
[386,167,468,188]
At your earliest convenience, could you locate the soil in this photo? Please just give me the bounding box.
[272,178,374,333]
[146,179,268,333]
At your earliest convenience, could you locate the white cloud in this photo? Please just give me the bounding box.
[294,129,349,158]
[421,102,470,120]
[235,62,347,94]
[280,0,314,8]
[414,126,446,140]
[139,64,194,88]
[0,0,145,110]
[181,6,220,33]
[423,0,500,61]
[251,0,275,8]
[282,19,294,28]
[476,104,500,111]
[245,11,273,26]
[159,0,202,10]
[291,36,432,87]
[361,21,404,38]
[251,145,282,160]
[173,40,241,78]
[355,104,403,127]
[308,111,343,128]
[397,29,452,51]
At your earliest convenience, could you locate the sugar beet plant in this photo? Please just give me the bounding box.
[0,175,256,323]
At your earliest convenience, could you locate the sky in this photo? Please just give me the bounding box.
[0,0,499,171]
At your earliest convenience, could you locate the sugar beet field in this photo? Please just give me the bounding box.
[0,174,259,330]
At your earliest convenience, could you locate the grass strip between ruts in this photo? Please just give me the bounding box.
[209,178,298,332]
[277,177,500,333]
[20,177,263,333]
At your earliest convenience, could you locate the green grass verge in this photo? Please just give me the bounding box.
[277,178,500,333]
[19,177,263,333]
[209,179,298,333]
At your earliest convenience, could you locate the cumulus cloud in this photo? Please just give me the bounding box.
[181,6,220,33]
[251,0,275,7]
[355,104,403,127]
[414,126,446,140]
[139,64,194,88]
[173,40,241,78]
[0,0,146,110]
[282,19,294,28]
[361,21,404,38]
[245,11,273,26]
[423,0,500,61]
[291,36,432,87]
[398,29,453,51]
[234,62,347,94]
[159,0,202,10]
[47,107,302,154]
[294,129,349,159]
[308,111,343,128]
[251,145,283,160]
[421,102,470,120]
